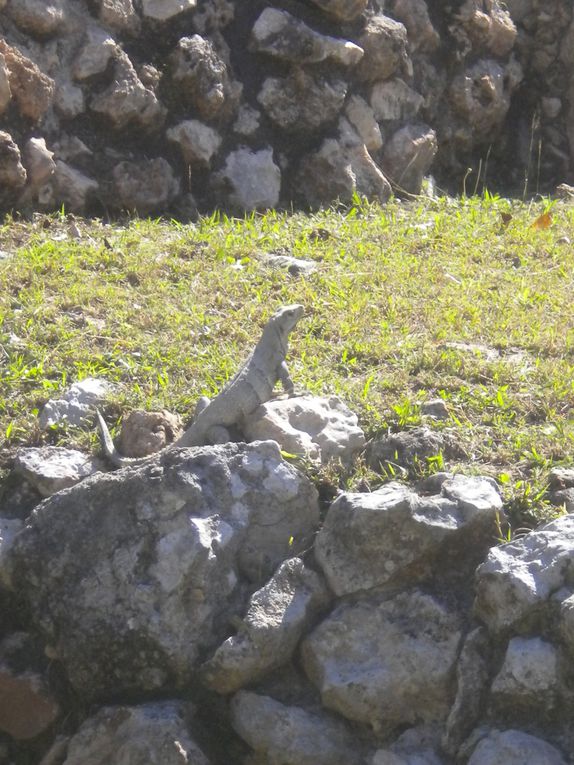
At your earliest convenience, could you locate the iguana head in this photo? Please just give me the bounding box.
[272,304,304,333]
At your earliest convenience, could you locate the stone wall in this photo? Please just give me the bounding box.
[0,0,571,217]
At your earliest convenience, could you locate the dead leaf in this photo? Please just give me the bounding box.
[530,211,553,230]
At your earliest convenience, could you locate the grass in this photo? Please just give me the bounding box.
[1,193,574,528]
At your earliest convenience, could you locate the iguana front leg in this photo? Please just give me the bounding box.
[278,361,295,395]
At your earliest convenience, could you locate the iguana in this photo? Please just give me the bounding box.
[97,304,305,468]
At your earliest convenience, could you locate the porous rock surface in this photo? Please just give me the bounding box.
[0,1,571,216]
[4,419,574,762]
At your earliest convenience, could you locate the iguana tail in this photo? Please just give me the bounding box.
[96,409,149,469]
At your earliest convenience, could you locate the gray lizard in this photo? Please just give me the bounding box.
[97,304,305,468]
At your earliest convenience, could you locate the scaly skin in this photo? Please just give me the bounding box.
[97,304,304,468]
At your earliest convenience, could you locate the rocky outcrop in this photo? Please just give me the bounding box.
[0,1,569,216]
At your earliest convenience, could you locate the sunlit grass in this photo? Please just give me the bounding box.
[1,194,574,525]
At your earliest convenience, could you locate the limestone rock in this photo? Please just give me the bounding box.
[117,409,183,458]
[113,158,180,215]
[72,26,119,82]
[467,729,567,765]
[14,447,104,498]
[63,702,210,765]
[90,53,166,131]
[230,691,363,765]
[201,558,330,693]
[0,54,11,115]
[192,0,235,34]
[474,514,574,634]
[389,0,440,53]
[355,14,410,82]
[55,79,85,119]
[243,395,366,465]
[52,161,99,213]
[381,123,438,194]
[307,0,368,22]
[98,0,141,34]
[170,34,241,121]
[421,398,449,419]
[3,441,319,699]
[39,378,114,429]
[0,41,54,123]
[167,119,222,167]
[251,8,363,67]
[295,138,391,208]
[490,637,560,715]
[258,71,347,134]
[302,590,462,730]
[214,147,280,212]
[7,0,66,39]
[371,79,424,122]
[344,95,383,152]
[233,104,260,136]
[0,132,27,206]
[141,0,197,22]
[259,252,317,276]
[22,137,55,191]
[455,0,517,58]
[314,476,502,597]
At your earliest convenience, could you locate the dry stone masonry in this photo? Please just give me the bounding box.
[0,1,571,216]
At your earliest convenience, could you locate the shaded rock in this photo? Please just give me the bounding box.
[113,157,180,215]
[295,138,391,208]
[243,395,365,465]
[467,729,567,765]
[7,0,66,40]
[302,590,462,730]
[449,59,521,144]
[307,0,368,22]
[258,70,347,134]
[489,636,560,718]
[230,691,363,765]
[372,733,444,765]
[39,377,115,429]
[381,123,438,194]
[314,476,502,597]
[167,119,222,167]
[90,53,166,131]
[0,54,11,115]
[0,131,27,206]
[474,514,574,634]
[4,441,319,699]
[72,26,119,82]
[117,409,184,458]
[170,34,241,121]
[52,160,98,213]
[251,8,363,67]
[233,103,260,136]
[63,701,210,765]
[213,146,280,212]
[550,487,574,512]
[0,40,55,122]
[355,14,411,82]
[0,669,59,740]
[201,558,330,694]
[367,426,447,473]
[443,628,492,756]
[344,95,383,152]
[389,0,440,53]
[54,78,85,119]
[0,519,23,588]
[14,447,104,498]
[141,0,197,22]
[371,79,424,122]
[548,467,574,492]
